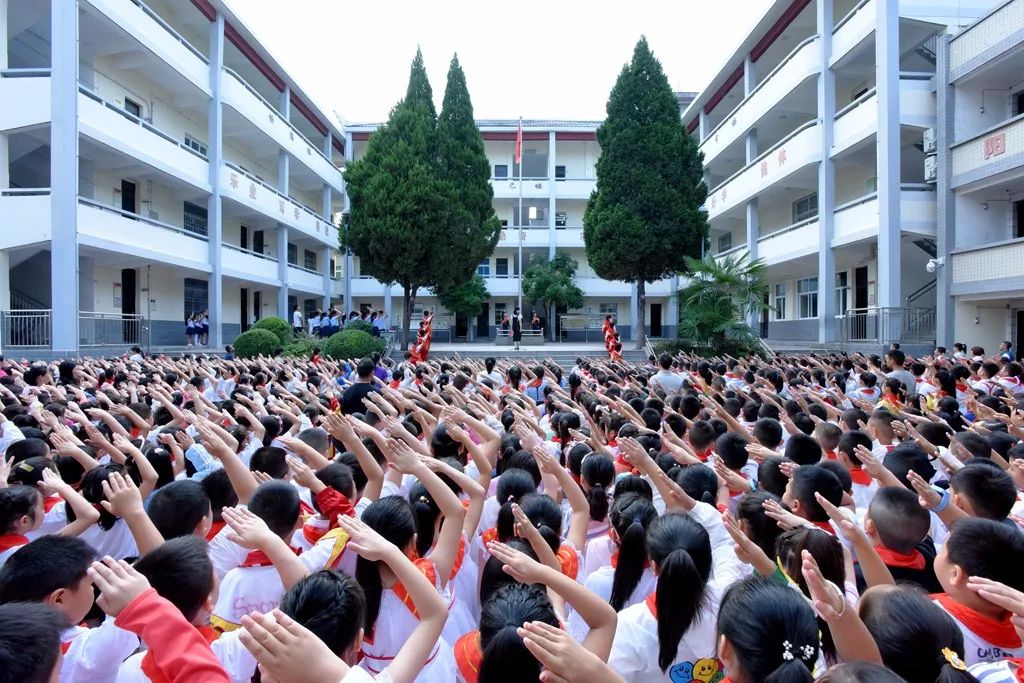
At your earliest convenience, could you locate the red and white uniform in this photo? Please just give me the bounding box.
[934,593,1024,666]
[59,616,140,683]
[0,532,29,567]
[568,561,657,642]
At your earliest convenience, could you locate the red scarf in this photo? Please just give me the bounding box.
[956,381,970,393]
[610,551,649,569]
[43,495,63,513]
[809,520,835,535]
[691,447,713,463]
[849,467,872,486]
[528,378,543,388]
[0,534,29,553]
[454,631,482,683]
[140,626,219,683]
[204,520,225,542]
[645,592,658,618]
[392,558,437,619]
[240,546,300,568]
[825,450,838,461]
[934,593,1024,649]
[874,545,925,570]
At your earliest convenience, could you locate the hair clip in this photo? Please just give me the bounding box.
[941,647,967,671]
[800,644,815,661]
[782,640,794,661]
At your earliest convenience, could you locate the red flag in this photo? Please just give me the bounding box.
[514,118,522,166]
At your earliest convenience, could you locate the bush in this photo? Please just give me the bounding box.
[232,329,280,358]
[344,319,375,335]
[252,317,292,345]
[323,329,385,360]
[282,334,320,358]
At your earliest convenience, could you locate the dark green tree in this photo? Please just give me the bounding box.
[522,253,585,340]
[344,49,452,346]
[584,37,708,348]
[436,273,490,326]
[437,54,502,276]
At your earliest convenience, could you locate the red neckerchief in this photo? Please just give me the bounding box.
[140,625,219,683]
[454,631,482,683]
[556,545,579,580]
[956,382,970,393]
[607,439,618,449]
[392,557,436,619]
[610,551,649,569]
[482,527,498,547]
[645,592,658,618]
[934,593,1024,649]
[0,534,29,553]
[882,393,903,410]
[874,545,925,570]
[43,495,62,513]
[389,380,401,389]
[528,379,543,388]
[825,450,838,461]
[240,546,300,568]
[302,521,328,546]
[728,471,749,497]
[204,520,225,542]
[298,500,315,517]
[809,520,835,535]
[849,467,873,486]
[691,447,713,463]
[860,387,879,397]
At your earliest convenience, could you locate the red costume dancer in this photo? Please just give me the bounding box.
[409,310,434,363]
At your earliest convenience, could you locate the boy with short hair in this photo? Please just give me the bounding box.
[782,465,845,534]
[861,486,941,593]
[814,421,842,461]
[836,430,879,510]
[0,602,70,683]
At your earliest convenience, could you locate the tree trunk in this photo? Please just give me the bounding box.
[635,279,647,350]
[401,284,414,349]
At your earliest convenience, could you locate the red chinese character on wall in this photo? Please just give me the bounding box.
[229,173,239,189]
[279,200,285,214]
[984,133,1006,159]
[249,183,257,199]
[721,188,727,200]
[711,195,717,208]
[760,161,768,177]
[778,148,787,165]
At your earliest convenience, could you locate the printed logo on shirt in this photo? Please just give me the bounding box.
[232,596,278,620]
[669,657,725,683]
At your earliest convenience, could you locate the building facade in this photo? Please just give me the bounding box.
[344,120,680,343]
[0,0,346,355]
[937,0,1024,354]
[686,0,992,351]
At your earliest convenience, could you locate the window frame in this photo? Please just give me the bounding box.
[773,283,786,321]
[717,232,733,253]
[792,192,818,224]
[797,277,819,319]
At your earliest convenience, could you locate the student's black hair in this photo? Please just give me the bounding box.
[784,433,823,466]
[778,526,845,663]
[67,464,122,531]
[0,602,69,683]
[687,419,716,451]
[736,490,788,558]
[133,536,213,623]
[753,418,784,449]
[612,474,654,502]
[955,432,991,460]
[478,583,559,683]
[819,460,852,493]
[816,662,908,683]
[0,535,95,603]
[146,479,210,540]
[519,494,563,553]
[0,484,43,534]
[859,587,979,683]
[356,496,417,633]
[479,538,537,606]
[757,456,790,497]
[53,454,86,488]
[717,577,818,683]
[494,468,538,541]
[200,468,238,523]
[949,462,1017,520]
[6,438,49,466]
[882,443,936,489]
[715,431,749,470]
[790,465,843,522]
[248,480,300,539]
[608,493,657,611]
[645,512,712,672]
[409,481,440,559]
[836,430,872,466]
[503,451,541,486]
[581,454,614,522]
[868,487,931,553]
[945,517,1024,591]
[674,463,719,505]
[249,446,289,479]
[280,570,366,658]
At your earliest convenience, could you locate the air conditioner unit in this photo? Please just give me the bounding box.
[922,128,937,154]
[924,155,938,183]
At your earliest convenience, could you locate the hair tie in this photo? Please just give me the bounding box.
[506,495,515,503]
[418,495,429,504]
[941,647,966,671]
[628,518,644,530]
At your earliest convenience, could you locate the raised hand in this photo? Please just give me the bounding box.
[88,556,151,617]
[100,471,145,518]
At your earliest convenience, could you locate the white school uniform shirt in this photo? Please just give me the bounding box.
[850,476,880,511]
[972,379,1000,396]
[117,627,257,683]
[310,315,322,332]
[998,375,1024,396]
[78,518,139,560]
[569,564,657,643]
[292,310,302,327]
[60,616,140,683]
[211,563,286,632]
[934,599,1024,666]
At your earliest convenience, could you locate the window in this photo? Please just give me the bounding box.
[717,233,733,253]
[477,259,491,277]
[495,258,509,277]
[797,277,818,318]
[555,165,566,180]
[599,302,618,317]
[184,135,207,157]
[514,203,547,227]
[183,201,208,236]
[835,271,850,315]
[514,147,549,179]
[494,164,508,179]
[330,257,337,277]
[774,284,786,320]
[124,98,142,118]
[792,193,818,223]
[500,219,509,228]
[304,249,317,271]
[240,226,249,251]
[184,278,208,317]
[304,298,317,319]
[287,243,298,266]
[494,303,507,326]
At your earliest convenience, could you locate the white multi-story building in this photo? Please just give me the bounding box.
[344,120,680,342]
[937,0,1024,353]
[686,0,991,351]
[0,0,347,355]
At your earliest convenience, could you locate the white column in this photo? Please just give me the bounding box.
[343,132,354,315]
[277,227,289,318]
[746,198,759,328]
[698,110,709,141]
[743,55,756,96]
[323,131,333,159]
[629,282,639,342]
[935,36,955,347]
[0,250,10,311]
[206,12,225,349]
[278,86,290,198]
[817,0,837,342]
[547,130,557,340]
[876,0,902,309]
[322,185,332,310]
[50,0,79,354]
[0,0,8,71]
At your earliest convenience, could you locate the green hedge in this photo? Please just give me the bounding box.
[252,316,292,345]
[232,329,280,358]
[344,318,375,335]
[323,329,385,360]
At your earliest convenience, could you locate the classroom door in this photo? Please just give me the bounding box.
[120,180,137,214]
[240,288,249,332]
[476,303,490,339]
[650,303,662,338]
[121,268,137,343]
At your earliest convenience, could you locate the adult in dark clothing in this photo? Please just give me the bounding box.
[511,307,523,351]
[341,357,378,414]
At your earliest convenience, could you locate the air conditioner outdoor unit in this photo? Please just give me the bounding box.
[924,155,938,183]
[922,128,937,154]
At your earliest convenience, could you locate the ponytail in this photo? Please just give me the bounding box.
[0,486,42,534]
[478,583,558,683]
[645,514,712,672]
[409,482,439,558]
[581,454,614,522]
[69,465,121,531]
[355,497,416,634]
[495,469,536,542]
[764,659,815,683]
[608,494,657,611]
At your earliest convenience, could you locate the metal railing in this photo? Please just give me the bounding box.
[0,68,52,78]
[1,310,51,348]
[833,0,872,34]
[79,312,148,349]
[836,307,936,347]
[1,188,51,197]
[223,243,277,262]
[127,0,208,64]
[559,315,611,342]
[78,197,208,241]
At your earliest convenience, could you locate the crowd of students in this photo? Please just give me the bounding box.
[0,341,1022,682]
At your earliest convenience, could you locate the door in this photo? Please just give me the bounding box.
[760,293,770,338]
[120,180,137,214]
[121,268,137,343]
[455,313,469,340]
[476,303,490,339]
[240,288,249,332]
[1015,200,1024,239]
[1017,311,1024,354]
[854,266,869,340]
[650,303,662,338]
[253,291,262,322]
[240,226,249,251]
[253,230,265,255]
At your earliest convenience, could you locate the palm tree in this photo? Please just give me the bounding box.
[674,253,770,355]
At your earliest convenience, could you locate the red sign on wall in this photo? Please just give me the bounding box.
[984,133,1006,159]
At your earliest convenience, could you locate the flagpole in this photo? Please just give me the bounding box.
[517,117,523,317]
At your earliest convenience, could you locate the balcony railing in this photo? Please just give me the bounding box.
[78,197,208,241]
[223,243,277,262]
[127,0,208,63]
[833,0,872,33]
[79,312,147,348]
[224,162,331,226]
[1,188,51,197]
[1,310,51,348]
[837,307,936,346]
[0,68,52,78]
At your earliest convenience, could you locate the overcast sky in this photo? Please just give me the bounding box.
[225,0,774,125]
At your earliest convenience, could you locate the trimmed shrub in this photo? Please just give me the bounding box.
[282,334,319,358]
[252,316,292,345]
[344,319,375,335]
[232,329,280,358]
[323,329,385,360]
